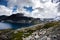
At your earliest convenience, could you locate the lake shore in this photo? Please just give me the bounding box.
[15,23,45,32]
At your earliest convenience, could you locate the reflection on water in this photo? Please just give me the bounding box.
[0,22,12,29]
[0,22,33,30]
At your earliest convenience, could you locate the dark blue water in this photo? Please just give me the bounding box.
[0,22,33,30]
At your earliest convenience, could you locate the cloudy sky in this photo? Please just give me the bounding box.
[0,0,60,18]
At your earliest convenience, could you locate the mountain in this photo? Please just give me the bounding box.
[0,13,41,24]
[6,13,33,21]
[0,15,8,21]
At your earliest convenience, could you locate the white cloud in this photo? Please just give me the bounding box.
[31,0,58,18]
[52,0,59,3]
[2,0,60,18]
[0,5,12,16]
[7,0,32,9]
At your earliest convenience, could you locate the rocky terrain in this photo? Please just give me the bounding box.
[0,21,60,40]
[24,24,60,40]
